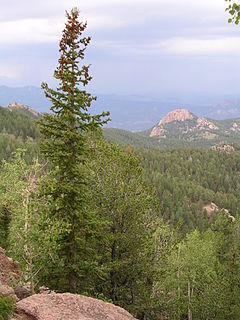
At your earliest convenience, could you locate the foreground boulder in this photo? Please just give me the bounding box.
[13,293,136,320]
[0,248,136,319]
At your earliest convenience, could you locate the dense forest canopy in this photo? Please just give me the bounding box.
[136,148,240,233]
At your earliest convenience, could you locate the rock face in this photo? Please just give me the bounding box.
[211,144,235,153]
[8,102,40,117]
[159,108,194,126]
[13,293,136,320]
[150,127,166,138]
[196,117,218,130]
[150,108,195,137]
[0,247,21,287]
[203,202,219,217]
[231,122,240,132]
[0,247,21,300]
[150,108,221,138]
[202,203,236,221]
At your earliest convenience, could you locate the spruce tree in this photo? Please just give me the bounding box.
[39,8,109,292]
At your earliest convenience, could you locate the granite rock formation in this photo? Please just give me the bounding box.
[13,293,136,320]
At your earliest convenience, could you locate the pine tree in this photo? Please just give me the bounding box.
[39,8,109,292]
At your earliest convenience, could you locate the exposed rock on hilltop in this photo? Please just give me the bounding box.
[150,108,197,138]
[196,117,218,130]
[13,293,136,320]
[150,127,166,138]
[8,102,40,118]
[231,122,240,132]
[159,108,194,126]
[150,108,221,139]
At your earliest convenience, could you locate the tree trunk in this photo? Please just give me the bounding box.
[188,280,192,320]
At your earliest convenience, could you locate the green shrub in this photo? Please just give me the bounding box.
[0,297,15,320]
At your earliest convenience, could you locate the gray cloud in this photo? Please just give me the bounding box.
[0,0,239,96]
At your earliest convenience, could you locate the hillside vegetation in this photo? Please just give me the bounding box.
[136,148,240,232]
[0,106,39,161]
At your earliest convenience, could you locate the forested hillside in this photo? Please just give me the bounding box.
[0,106,38,161]
[136,148,240,233]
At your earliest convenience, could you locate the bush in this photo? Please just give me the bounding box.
[0,297,15,320]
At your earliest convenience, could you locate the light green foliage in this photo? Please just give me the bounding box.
[0,150,60,293]
[152,212,240,320]
[87,134,159,317]
[0,297,15,320]
[0,150,29,249]
[226,0,240,24]
[155,230,217,319]
[211,213,240,319]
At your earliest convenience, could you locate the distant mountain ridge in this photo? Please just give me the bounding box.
[2,100,240,150]
[3,85,240,131]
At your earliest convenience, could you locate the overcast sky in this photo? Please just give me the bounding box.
[0,0,239,96]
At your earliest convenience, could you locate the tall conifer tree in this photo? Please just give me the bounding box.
[39,8,109,292]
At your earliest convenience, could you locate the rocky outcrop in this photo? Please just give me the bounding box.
[159,108,194,126]
[0,247,21,301]
[211,144,235,153]
[150,127,166,138]
[0,247,136,319]
[0,284,16,299]
[196,117,219,130]
[203,203,235,221]
[8,102,39,117]
[150,108,194,137]
[13,293,136,320]
[0,247,21,287]
[203,202,219,217]
[149,109,223,138]
[231,122,240,132]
